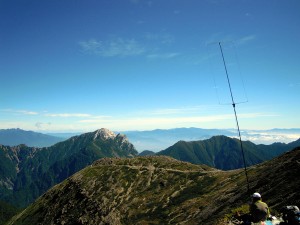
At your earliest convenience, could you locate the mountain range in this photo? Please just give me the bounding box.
[122,127,236,151]
[6,147,300,225]
[0,128,64,147]
[0,128,137,208]
[1,128,300,224]
[123,127,300,151]
[157,135,300,170]
[1,127,299,151]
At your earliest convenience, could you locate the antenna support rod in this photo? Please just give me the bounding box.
[218,42,250,193]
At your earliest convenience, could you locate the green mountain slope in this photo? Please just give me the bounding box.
[0,128,138,208]
[157,135,300,170]
[7,147,300,225]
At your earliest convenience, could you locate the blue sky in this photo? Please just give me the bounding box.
[0,0,299,133]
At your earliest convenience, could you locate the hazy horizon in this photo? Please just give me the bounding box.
[2,127,299,150]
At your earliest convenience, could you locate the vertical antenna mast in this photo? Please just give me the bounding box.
[218,42,250,193]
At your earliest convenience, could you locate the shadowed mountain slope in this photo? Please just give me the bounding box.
[0,128,138,208]
[7,147,300,225]
[0,201,19,225]
[157,135,300,170]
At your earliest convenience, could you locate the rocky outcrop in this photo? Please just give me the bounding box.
[0,128,138,208]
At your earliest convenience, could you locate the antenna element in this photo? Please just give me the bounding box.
[218,42,250,193]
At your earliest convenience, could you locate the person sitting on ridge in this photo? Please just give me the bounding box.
[250,192,270,223]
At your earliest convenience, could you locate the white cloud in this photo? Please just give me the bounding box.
[147,52,180,59]
[205,33,234,46]
[79,39,102,52]
[243,131,300,144]
[236,35,256,45]
[79,32,177,59]
[77,115,226,130]
[45,113,91,118]
[76,111,272,131]
[38,107,277,132]
[1,109,38,115]
[18,110,38,115]
[0,107,286,134]
[78,115,112,123]
[35,122,52,129]
[79,38,145,57]
[205,34,256,47]
[144,32,175,45]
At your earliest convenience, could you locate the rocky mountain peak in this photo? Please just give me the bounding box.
[93,128,116,140]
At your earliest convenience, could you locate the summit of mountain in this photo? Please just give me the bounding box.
[0,128,138,208]
[157,135,300,170]
[52,128,137,158]
[7,147,300,225]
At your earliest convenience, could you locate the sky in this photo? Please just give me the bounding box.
[0,0,300,133]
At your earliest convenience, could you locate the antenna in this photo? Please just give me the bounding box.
[218,42,250,193]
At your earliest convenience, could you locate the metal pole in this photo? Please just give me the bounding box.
[218,42,250,193]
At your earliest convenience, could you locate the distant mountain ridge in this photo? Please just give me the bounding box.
[157,135,300,170]
[0,128,64,147]
[0,128,138,208]
[123,127,236,151]
[123,127,300,151]
[2,127,299,151]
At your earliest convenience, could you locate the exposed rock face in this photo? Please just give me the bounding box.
[93,128,116,140]
[7,148,300,225]
[0,128,138,208]
[0,144,41,192]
